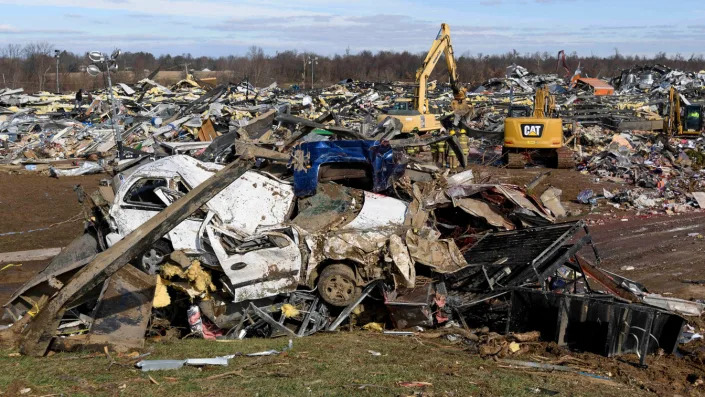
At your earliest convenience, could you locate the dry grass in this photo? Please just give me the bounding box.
[0,332,633,396]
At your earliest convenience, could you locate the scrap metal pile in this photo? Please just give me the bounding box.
[611,64,705,97]
[0,76,453,172]
[575,125,705,213]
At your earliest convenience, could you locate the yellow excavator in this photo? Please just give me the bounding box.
[664,86,703,137]
[377,23,467,133]
[503,85,574,169]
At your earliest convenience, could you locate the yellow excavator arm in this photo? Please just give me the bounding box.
[665,86,682,135]
[533,85,556,119]
[413,23,466,114]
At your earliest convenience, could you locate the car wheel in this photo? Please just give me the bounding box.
[317,264,360,307]
[140,239,171,275]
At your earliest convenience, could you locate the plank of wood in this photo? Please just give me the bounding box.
[0,248,63,264]
[19,159,251,356]
[197,119,218,141]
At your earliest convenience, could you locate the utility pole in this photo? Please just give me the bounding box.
[302,54,306,90]
[87,50,123,159]
[54,49,61,93]
[307,55,318,90]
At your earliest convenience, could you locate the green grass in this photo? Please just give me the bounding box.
[0,332,633,396]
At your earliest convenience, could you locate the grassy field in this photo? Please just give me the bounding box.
[0,332,632,397]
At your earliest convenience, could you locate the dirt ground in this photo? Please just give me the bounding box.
[0,172,104,305]
[0,168,704,395]
[0,171,104,253]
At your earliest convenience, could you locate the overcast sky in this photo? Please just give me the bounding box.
[2,0,704,57]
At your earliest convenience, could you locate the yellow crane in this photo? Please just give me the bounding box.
[377,23,466,133]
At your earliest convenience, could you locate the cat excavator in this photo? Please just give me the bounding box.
[664,86,703,137]
[377,23,467,133]
[503,85,575,169]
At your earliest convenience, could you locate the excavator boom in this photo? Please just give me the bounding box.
[413,23,465,114]
[532,86,556,119]
[377,23,466,133]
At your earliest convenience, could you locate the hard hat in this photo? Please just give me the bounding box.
[460,129,466,133]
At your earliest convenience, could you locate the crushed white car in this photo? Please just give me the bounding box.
[104,155,409,307]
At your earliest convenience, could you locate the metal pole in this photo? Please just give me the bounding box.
[55,56,59,93]
[311,59,314,89]
[105,58,122,160]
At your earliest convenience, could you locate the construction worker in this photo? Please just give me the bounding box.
[447,129,457,168]
[447,145,457,169]
[74,88,83,113]
[430,143,438,163]
[437,139,446,167]
[458,128,469,166]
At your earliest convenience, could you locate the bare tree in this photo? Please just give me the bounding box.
[247,46,266,86]
[23,41,54,91]
[0,44,23,88]
[2,45,705,92]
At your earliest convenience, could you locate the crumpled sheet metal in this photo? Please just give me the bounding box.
[388,234,415,288]
[320,231,393,266]
[136,354,236,371]
[404,230,466,273]
[454,198,516,230]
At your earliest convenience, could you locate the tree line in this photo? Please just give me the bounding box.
[3,42,705,93]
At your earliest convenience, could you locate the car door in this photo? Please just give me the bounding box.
[206,224,302,303]
[109,176,203,251]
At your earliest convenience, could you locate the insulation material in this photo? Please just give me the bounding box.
[281,304,300,318]
[160,260,216,300]
[153,276,171,308]
[539,187,567,218]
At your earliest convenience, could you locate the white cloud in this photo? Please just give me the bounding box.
[0,0,331,19]
[0,24,19,33]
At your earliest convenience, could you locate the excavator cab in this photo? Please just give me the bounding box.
[684,105,704,134]
[390,99,414,112]
[381,98,440,132]
[508,105,532,118]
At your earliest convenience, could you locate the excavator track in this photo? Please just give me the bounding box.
[506,152,526,169]
[555,147,575,169]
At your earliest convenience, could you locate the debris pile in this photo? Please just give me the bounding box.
[472,64,565,95]
[612,64,705,96]
[1,60,704,372]
[575,125,705,213]
[0,130,694,368]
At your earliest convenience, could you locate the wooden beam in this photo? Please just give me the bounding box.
[20,159,251,356]
[0,248,62,264]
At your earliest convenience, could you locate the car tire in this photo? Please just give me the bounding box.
[140,239,171,275]
[317,264,361,307]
